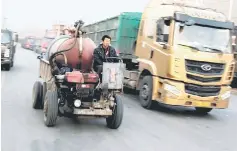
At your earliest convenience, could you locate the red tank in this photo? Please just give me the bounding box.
[47,36,96,71]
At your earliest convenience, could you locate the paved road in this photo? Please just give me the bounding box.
[2,45,237,151]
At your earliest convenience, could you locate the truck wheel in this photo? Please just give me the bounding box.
[42,82,47,107]
[4,64,11,71]
[195,107,212,114]
[43,91,58,127]
[106,95,124,129]
[32,81,43,109]
[139,76,155,109]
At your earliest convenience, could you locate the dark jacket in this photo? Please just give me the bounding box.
[93,44,117,69]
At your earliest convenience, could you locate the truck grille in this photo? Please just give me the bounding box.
[185,84,220,97]
[187,74,221,82]
[185,59,225,76]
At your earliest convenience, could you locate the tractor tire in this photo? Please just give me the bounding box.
[139,76,155,109]
[106,95,124,129]
[32,81,43,109]
[43,90,58,127]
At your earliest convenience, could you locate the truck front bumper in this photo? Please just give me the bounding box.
[155,80,231,109]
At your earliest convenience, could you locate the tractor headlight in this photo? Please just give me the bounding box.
[74,99,81,107]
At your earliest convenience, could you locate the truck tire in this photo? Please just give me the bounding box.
[42,82,47,107]
[43,90,58,127]
[4,64,11,71]
[195,107,212,114]
[106,95,124,129]
[139,76,155,109]
[32,81,43,109]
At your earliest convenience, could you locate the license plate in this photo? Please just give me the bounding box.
[195,101,210,107]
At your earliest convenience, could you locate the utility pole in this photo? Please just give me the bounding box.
[228,0,233,20]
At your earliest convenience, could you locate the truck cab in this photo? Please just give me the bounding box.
[1,29,18,71]
[133,0,235,112]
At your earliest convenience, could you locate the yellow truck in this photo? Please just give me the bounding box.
[83,0,236,113]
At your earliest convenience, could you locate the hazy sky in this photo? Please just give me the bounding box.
[2,0,149,37]
[2,0,235,37]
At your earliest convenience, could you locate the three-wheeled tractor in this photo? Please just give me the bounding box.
[32,20,124,129]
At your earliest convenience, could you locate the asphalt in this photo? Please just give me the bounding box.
[1,45,237,151]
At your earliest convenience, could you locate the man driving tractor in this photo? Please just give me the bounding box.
[93,35,118,81]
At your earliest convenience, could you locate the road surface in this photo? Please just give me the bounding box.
[1,45,237,151]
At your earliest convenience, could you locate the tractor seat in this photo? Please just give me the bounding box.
[65,71,99,84]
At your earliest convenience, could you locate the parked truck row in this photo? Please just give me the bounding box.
[82,0,236,113]
[21,24,67,54]
[1,29,18,71]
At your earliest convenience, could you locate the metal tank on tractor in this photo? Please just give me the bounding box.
[32,20,124,129]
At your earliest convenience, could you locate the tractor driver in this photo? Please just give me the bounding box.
[93,35,118,82]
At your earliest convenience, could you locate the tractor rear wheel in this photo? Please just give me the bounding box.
[32,81,43,109]
[106,95,124,129]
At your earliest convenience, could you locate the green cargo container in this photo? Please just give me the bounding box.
[82,12,142,59]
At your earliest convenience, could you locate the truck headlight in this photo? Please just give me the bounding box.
[221,91,231,100]
[4,49,10,57]
[164,84,181,96]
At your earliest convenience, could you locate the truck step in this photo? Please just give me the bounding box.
[123,79,137,89]
[124,70,139,80]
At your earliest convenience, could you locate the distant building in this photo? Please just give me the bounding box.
[44,24,66,38]
[52,24,65,35]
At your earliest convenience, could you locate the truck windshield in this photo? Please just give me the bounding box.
[174,22,231,53]
[1,32,11,44]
